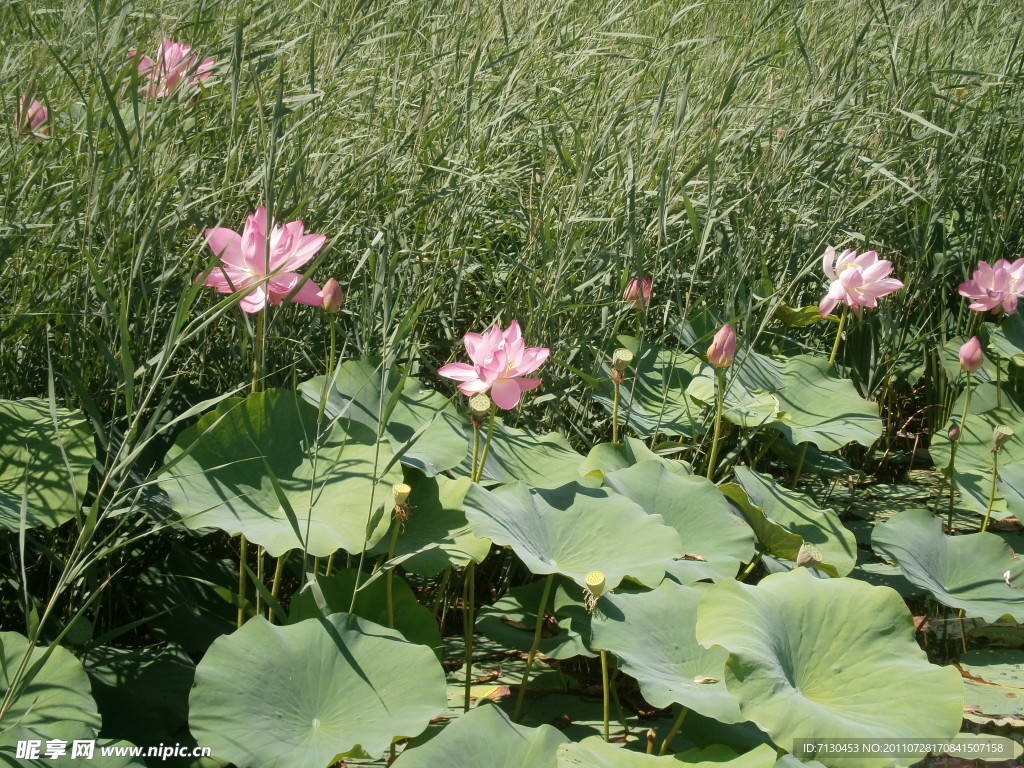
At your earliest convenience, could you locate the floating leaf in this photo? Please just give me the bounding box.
[0,398,93,531]
[725,468,856,577]
[580,438,691,479]
[159,389,401,557]
[464,481,681,590]
[959,649,1024,727]
[189,614,446,767]
[557,739,778,768]
[589,581,741,723]
[299,357,468,476]
[392,703,566,768]
[695,570,964,768]
[871,508,1024,622]
[603,462,755,583]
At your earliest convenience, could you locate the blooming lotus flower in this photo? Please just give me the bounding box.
[959,336,983,373]
[958,259,1024,315]
[200,206,325,313]
[707,324,736,368]
[438,321,549,409]
[130,39,214,99]
[15,95,47,134]
[623,276,652,308]
[818,247,904,317]
[318,278,343,313]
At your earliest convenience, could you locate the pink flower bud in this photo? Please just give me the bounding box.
[707,324,736,368]
[16,95,47,134]
[319,278,343,313]
[623,276,652,308]
[959,336,983,373]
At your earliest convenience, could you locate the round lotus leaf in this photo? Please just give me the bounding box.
[687,366,780,429]
[581,438,692,479]
[603,462,755,583]
[189,614,446,767]
[299,356,468,476]
[368,472,490,575]
[589,336,702,438]
[695,570,964,768]
[0,721,145,767]
[464,481,681,590]
[476,576,595,660]
[287,568,442,656]
[0,398,93,531]
[159,388,401,557]
[457,419,592,489]
[590,580,740,722]
[724,467,856,577]
[959,649,1024,727]
[0,632,100,746]
[557,739,778,768]
[871,509,1024,622]
[392,703,567,768]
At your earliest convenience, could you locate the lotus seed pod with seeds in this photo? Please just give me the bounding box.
[393,483,412,506]
[611,348,634,372]
[585,570,607,596]
[993,425,1014,450]
[795,542,823,568]
[469,393,491,415]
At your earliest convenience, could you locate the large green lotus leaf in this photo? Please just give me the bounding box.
[392,703,566,768]
[299,357,468,476]
[476,576,595,660]
[959,649,1024,727]
[726,467,856,577]
[557,740,778,768]
[0,722,145,767]
[590,336,702,438]
[603,462,755,583]
[871,509,1024,622]
[988,312,1024,367]
[460,420,592,489]
[695,570,964,768]
[590,581,741,722]
[740,353,882,451]
[928,396,1023,521]
[687,367,780,429]
[287,568,442,656]
[158,389,401,557]
[369,471,490,575]
[580,438,691,479]
[0,398,93,531]
[464,481,681,589]
[189,614,446,766]
[0,632,101,751]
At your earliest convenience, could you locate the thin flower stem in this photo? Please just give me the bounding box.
[945,373,972,533]
[982,448,999,533]
[470,422,480,483]
[255,546,264,617]
[601,649,611,741]
[995,351,1003,408]
[512,573,555,721]
[462,561,476,712]
[252,307,266,394]
[658,706,688,755]
[789,443,808,489]
[612,379,620,445]
[828,304,849,367]
[706,367,726,481]
[236,535,247,628]
[268,555,285,623]
[473,405,498,483]
[386,516,402,629]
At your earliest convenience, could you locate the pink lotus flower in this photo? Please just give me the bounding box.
[130,39,214,99]
[958,259,1024,315]
[200,206,326,313]
[16,95,47,133]
[623,276,652,308]
[318,278,343,313]
[959,336,983,373]
[438,321,549,409]
[818,247,904,317]
[707,324,736,368]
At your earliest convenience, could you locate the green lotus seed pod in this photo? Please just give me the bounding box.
[393,483,412,506]
[584,570,607,597]
[469,393,491,415]
[795,542,823,568]
[993,425,1014,450]
[611,348,634,372]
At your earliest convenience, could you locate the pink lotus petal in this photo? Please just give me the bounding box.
[490,379,525,409]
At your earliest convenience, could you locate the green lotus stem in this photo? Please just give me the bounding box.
[462,560,476,712]
[386,516,402,629]
[739,551,762,582]
[512,573,555,721]
[325,552,335,577]
[982,447,999,533]
[612,380,621,445]
[995,351,1003,408]
[237,535,248,628]
[431,566,451,619]
[600,649,611,741]
[255,546,264,617]
[268,555,285,623]
[473,405,497,483]
[658,705,688,755]
[828,304,849,367]
[328,312,337,375]
[470,421,480,482]
[790,442,808,489]
[945,372,972,533]
[706,367,726,481]
[252,306,266,394]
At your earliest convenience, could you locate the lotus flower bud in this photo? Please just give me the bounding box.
[948,422,961,442]
[319,278,343,313]
[993,425,1014,451]
[959,336,983,373]
[795,542,823,568]
[584,570,607,614]
[707,324,736,368]
[611,348,634,372]
[623,276,652,308]
[16,95,47,135]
